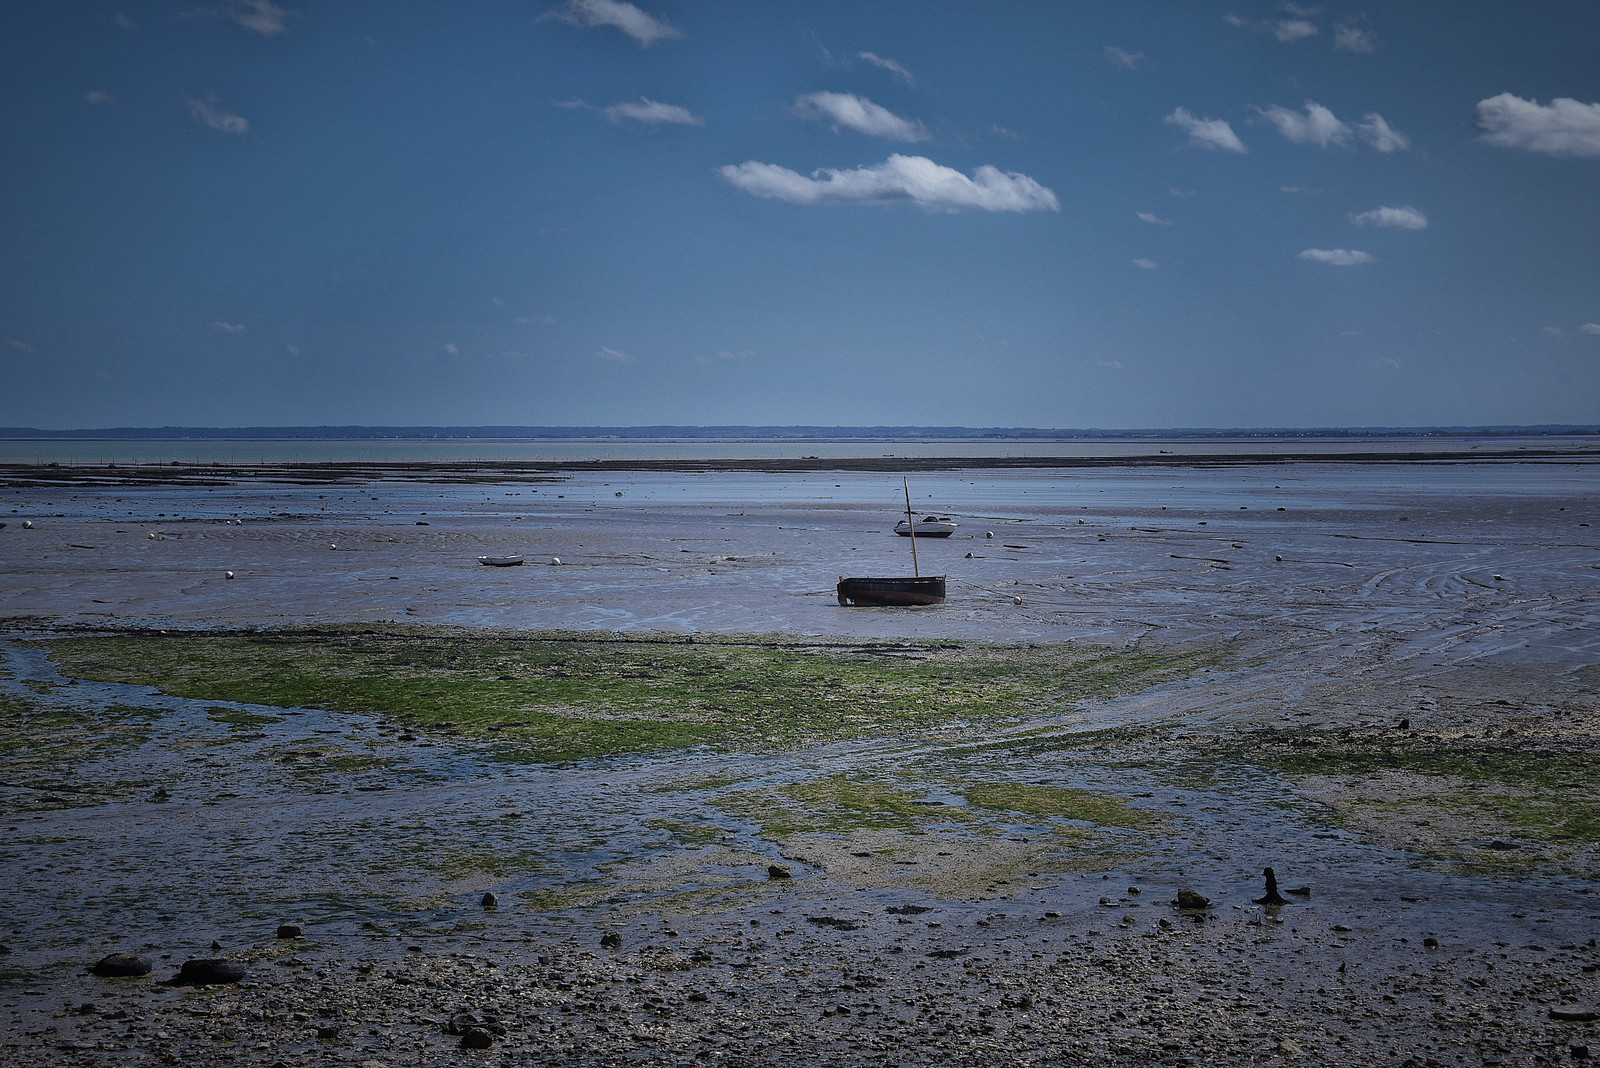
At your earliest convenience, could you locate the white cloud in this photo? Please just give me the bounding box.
[543,0,680,47]
[1349,205,1427,229]
[1133,258,1158,270]
[594,346,632,363]
[793,92,928,141]
[857,51,914,84]
[1582,323,1600,335]
[85,91,116,106]
[212,321,247,333]
[1334,23,1377,52]
[1298,248,1373,265]
[1543,326,1565,337]
[443,343,458,356]
[7,339,36,354]
[1359,112,1410,152]
[224,0,288,37]
[286,344,301,357]
[1137,211,1173,225]
[186,94,248,134]
[716,349,753,359]
[1104,45,1146,69]
[113,13,138,30]
[718,154,1060,213]
[1164,107,1247,153]
[1280,185,1323,193]
[603,97,703,126]
[1225,14,1319,42]
[1475,93,1600,158]
[1259,101,1349,147]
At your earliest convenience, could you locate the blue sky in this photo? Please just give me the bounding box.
[2,1,1598,430]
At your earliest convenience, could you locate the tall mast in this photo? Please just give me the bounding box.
[903,476,920,577]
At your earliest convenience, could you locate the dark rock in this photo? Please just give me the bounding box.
[1174,888,1210,910]
[806,915,861,930]
[316,1026,339,1041]
[885,904,930,915]
[767,864,792,880]
[1253,867,1287,907]
[1423,937,1439,948]
[460,1027,494,1049]
[275,924,304,940]
[1485,840,1519,851]
[599,931,622,950]
[174,958,247,985]
[1550,1008,1599,1022]
[481,892,498,908]
[1571,1043,1589,1059]
[91,953,153,978]
[1285,886,1311,897]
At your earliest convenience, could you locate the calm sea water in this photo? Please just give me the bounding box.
[1,435,1589,465]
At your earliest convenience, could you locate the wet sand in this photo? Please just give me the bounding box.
[2,457,1598,1064]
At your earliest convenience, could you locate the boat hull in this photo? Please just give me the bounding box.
[477,555,524,566]
[894,520,957,538]
[836,575,946,607]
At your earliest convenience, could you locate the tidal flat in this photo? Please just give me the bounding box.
[1,457,1598,1064]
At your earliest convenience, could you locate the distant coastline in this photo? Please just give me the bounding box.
[2,423,1597,441]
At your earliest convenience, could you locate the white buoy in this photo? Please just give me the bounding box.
[225,571,234,579]
[985,531,993,539]
[550,556,561,565]
[22,520,32,529]
[330,543,337,550]
[1013,596,1023,605]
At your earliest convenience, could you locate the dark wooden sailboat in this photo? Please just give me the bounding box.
[837,479,947,607]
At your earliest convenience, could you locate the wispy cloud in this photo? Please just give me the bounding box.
[1298,248,1373,266]
[1164,107,1247,153]
[857,51,914,85]
[443,343,458,356]
[1475,93,1600,158]
[1349,205,1427,229]
[186,94,249,134]
[1334,23,1377,52]
[603,97,703,125]
[1359,112,1410,152]
[113,12,138,30]
[1133,258,1158,270]
[793,92,928,141]
[1582,323,1600,335]
[85,91,116,106]
[543,0,680,47]
[1137,211,1173,225]
[1103,45,1146,69]
[211,321,247,333]
[1280,185,1324,194]
[718,154,1059,213]
[1224,13,1319,42]
[1258,101,1349,147]
[224,1,288,36]
[7,339,36,355]
[1259,102,1409,151]
[1543,326,1565,338]
[594,346,633,363]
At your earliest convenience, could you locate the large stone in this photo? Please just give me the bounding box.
[1174,888,1211,910]
[91,953,153,978]
[174,958,248,985]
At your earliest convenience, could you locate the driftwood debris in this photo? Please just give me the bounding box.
[1253,867,1288,907]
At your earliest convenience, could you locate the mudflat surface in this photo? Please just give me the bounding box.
[1,459,1598,1065]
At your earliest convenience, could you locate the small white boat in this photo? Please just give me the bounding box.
[477,555,524,566]
[894,516,958,538]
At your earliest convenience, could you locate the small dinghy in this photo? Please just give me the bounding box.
[477,555,524,566]
[838,479,946,607]
[894,516,957,537]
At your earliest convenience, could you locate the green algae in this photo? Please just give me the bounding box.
[962,782,1163,830]
[39,629,1227,763]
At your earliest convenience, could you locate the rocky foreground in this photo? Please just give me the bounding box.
[8,894,1598,1067]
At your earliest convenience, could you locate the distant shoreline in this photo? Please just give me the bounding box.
[3,423,1597,441]
[5,443,1599,487]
